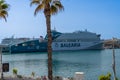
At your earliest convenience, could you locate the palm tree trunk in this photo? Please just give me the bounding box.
[45,10,53,80]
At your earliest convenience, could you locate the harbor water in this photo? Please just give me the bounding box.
[2,49,120,80]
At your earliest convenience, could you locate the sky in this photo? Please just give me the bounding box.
[0,0,120,42]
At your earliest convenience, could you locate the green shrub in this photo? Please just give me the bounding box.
[31,72,35,77]
[98,72,111,80]
[13,68,18,75]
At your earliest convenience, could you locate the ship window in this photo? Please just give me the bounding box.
[22,43,27,46]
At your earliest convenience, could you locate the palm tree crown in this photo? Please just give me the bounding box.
[0,0,9,21]
[30,0,64,16]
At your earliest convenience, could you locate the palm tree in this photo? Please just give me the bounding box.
[30,0,64,80]
[0,0,9,22]
[0,0,9,79]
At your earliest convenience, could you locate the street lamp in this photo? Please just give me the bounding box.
[0,44,4,79]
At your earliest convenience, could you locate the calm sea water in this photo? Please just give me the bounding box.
[2,49,120,80]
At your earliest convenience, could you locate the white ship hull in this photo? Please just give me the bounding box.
[52,41,103,51]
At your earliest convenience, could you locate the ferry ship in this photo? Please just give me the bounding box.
[51,30,103,51]
[2,30,103,53]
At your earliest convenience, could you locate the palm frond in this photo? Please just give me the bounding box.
[50,5,58,15]
[1,3,9,9]
[30,0,40,6]
[0,10,8,21]
[0,0,5,4]
[50,0,64,15]
[0,15,7,21]
[0,0,9,22]
[54,1,64,11]
[34,4,44,15]
[0,0,9,9]
[0,10,8,16]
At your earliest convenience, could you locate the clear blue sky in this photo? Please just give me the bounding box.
[0,0,120,41]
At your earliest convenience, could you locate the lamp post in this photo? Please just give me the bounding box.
[0,45,3,79]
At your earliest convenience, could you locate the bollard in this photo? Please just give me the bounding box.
[74,72,84,80]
